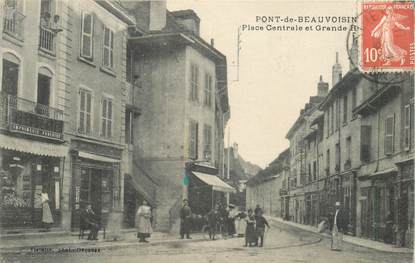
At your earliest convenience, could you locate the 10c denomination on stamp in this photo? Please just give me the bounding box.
[361,1,414,71]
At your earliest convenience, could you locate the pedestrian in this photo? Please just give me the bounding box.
[255,210,270,247]
[254,204,262,217]
[80,204,99,240]
[244,209,256,247]
[207,205,219,240]
[384,212,394,244]
[330,201,348,251]
[236,209,247,237]
[180,199,192,239]
[39,189,53,231]
[228,204,238,236]
[135,200,152,243]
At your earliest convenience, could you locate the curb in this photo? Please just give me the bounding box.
[0,235,207,254]
[268,217,413,254]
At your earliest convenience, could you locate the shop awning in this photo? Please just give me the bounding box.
[192,172,236,193]
[0,133,68,157]
[78,151,120,163]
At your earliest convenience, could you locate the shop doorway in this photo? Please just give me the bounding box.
[79,168,113,227]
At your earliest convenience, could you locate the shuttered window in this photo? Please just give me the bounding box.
[384,115,394,155]
[103,26,114,68]
[79,89,92,134]
[189,120,198,159]
[204,73,212,107]
[190,64,199,101]
[101,97,113,137]
[404,105,411,150]
[81,12,93,59]
[203,124,212,161]
[361,125,371,162]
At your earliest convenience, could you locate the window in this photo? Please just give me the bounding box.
[352,87,357,109]
[404,104,411,150]
[190,64,199,101]
[335,143,340,172]
[346,137,351,161]
[2,56,20,96]
[4,0,24,39]
[79,89,92,134]
[361,125,371,162]
[81,12,93,59]
[102,26,114,69]
[313,161,317,181]
[335,100,340,130]
[125,109,135,145]
[204,73,212,107]
[101,97,113,137]
[308,163,312,183]
[384,115,395,155]
[326,110,330,137]
[203,124,212,161]
[343,95,348,124]
[326,149,330,175]
[330,104,334,134]
[189,120,198,159]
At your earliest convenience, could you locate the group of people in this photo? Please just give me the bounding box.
[243,205,270,247]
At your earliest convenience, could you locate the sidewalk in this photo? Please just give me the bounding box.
[268,216,413,254]
[0,229,205,253]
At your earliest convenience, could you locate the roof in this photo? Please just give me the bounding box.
[319,69,363,110]
[170,9,200,23]
[353,84,400,116]
[95,0,136,26]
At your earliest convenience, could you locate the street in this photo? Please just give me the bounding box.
[0,221,412,263]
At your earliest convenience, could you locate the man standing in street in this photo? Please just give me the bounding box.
[331,201,348,251]
[180,199,192,239]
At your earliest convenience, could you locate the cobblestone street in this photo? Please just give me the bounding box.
[1,220,412,263]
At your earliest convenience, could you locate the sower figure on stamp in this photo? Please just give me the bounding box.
[180,199,192,239]
[330,201,348,251]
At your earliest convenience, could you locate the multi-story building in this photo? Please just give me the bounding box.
[62,0,135,232]
[0,0,68,229]
[246,148,289,217]
[121,3,231,231]
[353,73,414,247]
[285,77,327,224]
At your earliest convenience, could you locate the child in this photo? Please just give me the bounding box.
[244,209,256,247]
[255,210,270,247]
[207,207,219,240]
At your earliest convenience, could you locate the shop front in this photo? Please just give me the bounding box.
[186,163,236,217]
[0,137,67,230]
[70,140,123,231]
[358,168,396,243]
[395,159,414,248]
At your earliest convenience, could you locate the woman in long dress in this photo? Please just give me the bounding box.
[40,190,54,230]
[371,6,410,65]
[135,200,153,242]
[244,209,256,247]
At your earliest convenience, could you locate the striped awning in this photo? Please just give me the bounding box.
[0,133,68,157]
[78,151,120,163]
[192,172,236,193]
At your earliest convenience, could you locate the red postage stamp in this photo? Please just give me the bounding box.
[361,1,414,71]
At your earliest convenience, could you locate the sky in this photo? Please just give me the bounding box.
[167,0,357,168]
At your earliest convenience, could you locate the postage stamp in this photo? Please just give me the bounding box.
[361,1,414,72]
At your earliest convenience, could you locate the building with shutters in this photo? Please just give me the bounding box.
[120,3,231,231]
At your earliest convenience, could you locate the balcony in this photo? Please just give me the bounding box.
[125,82,143,108]
[279,189,288,196]
[3,7,24,40]
[0,93,64,141]
[39,26,56,55]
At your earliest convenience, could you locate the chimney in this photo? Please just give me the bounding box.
[171,9,200,36]
[332,52,342,87]
[121,0,166,31]
[210,38,214,46]
[232,142,238,159]
[349,33,358,70]
[317,75,329,97]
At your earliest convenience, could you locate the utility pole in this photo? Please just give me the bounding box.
[236,26,242,81]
